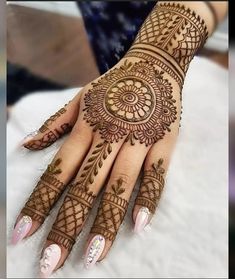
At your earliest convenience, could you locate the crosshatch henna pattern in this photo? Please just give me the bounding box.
[21,159,65,223]
[91,178,128,242]
[132,2,208,74]
[83,60,177,146]
[24,123,72,150]
[135,159,165,214]
[47,142,112,250]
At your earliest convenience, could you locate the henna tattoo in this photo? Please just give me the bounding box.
[47,141,111,250]
[76,141,112,190]
[83,60,177,146]
[21,158,65,223]
[39,104,68,133]
[24,123,72,150]
[135,159,165,214]
[48,183,95,251]
[132,3,208,74]
[124,51,184,89]
[91,178,128,242]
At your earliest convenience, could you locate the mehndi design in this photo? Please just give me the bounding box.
[24,123,72,150]
[91,178,128,242]
[131,3,208,75]
[83,60,177,146]
[135,159,165,214]
[47,142,112,250]
[21,158,65,223]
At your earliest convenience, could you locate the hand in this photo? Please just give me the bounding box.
[11,1,218,277]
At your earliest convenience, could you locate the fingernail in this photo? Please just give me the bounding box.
[12,216,32,245]
[84,235,105,269]
[21,130,38,145]
[39,244,61,278]
[134,207,150,234]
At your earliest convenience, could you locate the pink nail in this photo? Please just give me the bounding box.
[39,244,61,278]
[134,207,150,234]
[12,216,32,245]
[84,235,105,269]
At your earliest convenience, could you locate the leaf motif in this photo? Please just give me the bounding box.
[54,158,62,166]
[89,175,94,184]
[88,156,97,162]
[53,169,62,175]
[117,188,125,195]
[96,142,104,148]
[98,159,103,168]
[107,143,112,154]
[94,164,98,176]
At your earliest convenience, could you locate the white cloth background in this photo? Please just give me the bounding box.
[7,57,228,278]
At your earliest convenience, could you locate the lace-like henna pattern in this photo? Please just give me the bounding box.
[24,123,72,150]
[91,178,128,242]
[132,3,208,74]
[135,159,165,214]
[83,60,177,146]
[47,142,112,250]
[21,159,65,223]
[47,184,95,251]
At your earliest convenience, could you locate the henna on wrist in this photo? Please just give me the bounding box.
[21,159,65,223]
[135,159,165,214]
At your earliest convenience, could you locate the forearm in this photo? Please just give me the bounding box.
[125,1,227,90]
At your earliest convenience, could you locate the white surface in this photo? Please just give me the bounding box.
[7,57,228,278]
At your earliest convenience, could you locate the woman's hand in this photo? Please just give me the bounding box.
[11,1,226,277]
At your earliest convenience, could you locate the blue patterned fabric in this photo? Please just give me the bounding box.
[78,1,156,74]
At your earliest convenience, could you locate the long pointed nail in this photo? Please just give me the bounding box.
[39,244,61,278]
[12,216,32,245]
[21,130,38,145]
[84,235,105,269]
[134,207,150,234]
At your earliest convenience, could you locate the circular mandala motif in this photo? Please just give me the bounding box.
[83,61,177,146]
[105,78,154,122]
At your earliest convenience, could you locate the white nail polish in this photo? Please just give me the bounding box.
[39,244,61,278]
[84,235,105,269]
[134,207,150,234]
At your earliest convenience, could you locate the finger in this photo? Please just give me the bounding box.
[12,119,93,245]
[133,124,179,234]
[23,93,81,151]
[40,136,125,277]
[84,142,149,269]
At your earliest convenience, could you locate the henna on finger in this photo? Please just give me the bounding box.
[90,178,128,242]
[21,158,65,223]
[47,141,112,251]
[135,159,165,214]
[24,123,72,150]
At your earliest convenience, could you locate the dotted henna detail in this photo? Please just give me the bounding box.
[83,60,177,146]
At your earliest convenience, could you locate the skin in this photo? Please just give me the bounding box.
[14,0,228,275]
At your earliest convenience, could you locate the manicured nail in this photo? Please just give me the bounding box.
[22,130,38,145]
[134,207,150,234]
[12,216,32,245]
[84,235,105,269]
[39,244,61,278]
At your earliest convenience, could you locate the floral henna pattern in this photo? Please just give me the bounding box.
[24,123,72,150]
[47,142,112,250]
[135,159,165,214]
[83,60,177,146]
[21,159,65,223]
[91,178,128,242]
